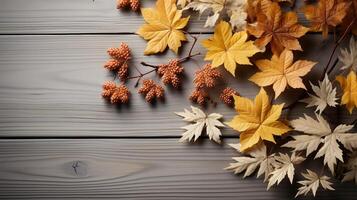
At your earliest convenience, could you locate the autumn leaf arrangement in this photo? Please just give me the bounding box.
[104,0,357,198]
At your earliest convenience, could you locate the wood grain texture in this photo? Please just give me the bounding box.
[0,34,355,137]
[0,139,356,200]
[0,0,309,34]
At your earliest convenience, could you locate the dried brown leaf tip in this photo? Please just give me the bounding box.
[138,79,165,103]
[104,42,131,82]
[158,59,184,88]
[117,0,140,12]
[189,88,210,106]
[102,81,130,104]
[220,87,239,107]
[194,64,222,89]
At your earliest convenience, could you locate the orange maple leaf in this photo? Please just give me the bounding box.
[303,0,350,38]
[247,1,309,55]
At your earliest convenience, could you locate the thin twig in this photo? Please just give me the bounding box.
[322,18,356,79]
[184,31,199,58]
[127,69,157,80]
[140,32,200,68]
[140,61,158,69]
[134,65,143,75]
[178,52,201,63]
[127,69,157,87]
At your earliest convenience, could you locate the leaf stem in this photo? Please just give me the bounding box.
[140,32,200,69]
[140,61,158,69]
[127,69,157,87]
[184,31,200,60]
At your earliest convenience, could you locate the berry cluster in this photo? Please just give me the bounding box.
[158,59,184,88]
[117,0,140,12]
[190,64,239,107]
[104,43,131,82]
[220,87,239,107]
[102,81,130,104]
[138,79,165,103]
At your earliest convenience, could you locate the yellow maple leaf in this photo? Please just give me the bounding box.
[249,49,316,99]
[201,21,260,76]
[226,88,291,152]
[336,70,357,114]
[137,0,190,55]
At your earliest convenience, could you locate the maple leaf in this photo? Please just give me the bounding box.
[295,169,334,197]
[176,106,225,143]
[177,0,191,8]
[300,74,338,114]
[339,37,357,72]
[342,152,357,184]
[226,88,291,152]
[336,70,357,114]
[201,21,260,76]
[246,1,309,55]
[249,49,316,99]
[225,143,277,182]
[137,0,190,55]
[184,0,248,30]
[267,152,305,189]
[303,0,350,38]
[283,114,357,173]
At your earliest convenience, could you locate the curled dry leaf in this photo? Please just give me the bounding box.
[176,106,225,143]
[303,0,350,38]
[339,37,357,72]
[247,0,309,55]
[267,152,305,189]
[137,0,190,55]
[184,0,248,30]
[283,114,357,174]
[300,74,338,114]
[336,70,357,114]
[295,169,334,197]
[202,21,260,76]
[226,88,291,152]
[249,49,316,99]
[225,143,277,182]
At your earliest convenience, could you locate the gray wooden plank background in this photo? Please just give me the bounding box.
[0,139,356,200]
[0,0,356,199]
[0,0,307,34]
[0,34,354,137]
